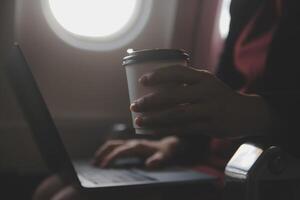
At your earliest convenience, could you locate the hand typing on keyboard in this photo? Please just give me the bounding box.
[91,136,181,169]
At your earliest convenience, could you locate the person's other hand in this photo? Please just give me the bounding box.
[92,136,180,168]
[131,65,272,138]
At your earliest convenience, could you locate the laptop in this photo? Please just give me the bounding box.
[5,43,215,191]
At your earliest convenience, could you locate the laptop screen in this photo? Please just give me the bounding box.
[5,44,77,179]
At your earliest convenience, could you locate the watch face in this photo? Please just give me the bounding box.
[226,144,263,173]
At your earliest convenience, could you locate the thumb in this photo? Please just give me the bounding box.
[145,152,166,168]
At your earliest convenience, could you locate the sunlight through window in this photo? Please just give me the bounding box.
[219,0,232,39]
[49,0,138,37]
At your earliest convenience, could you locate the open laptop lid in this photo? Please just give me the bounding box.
[5,43,78,182]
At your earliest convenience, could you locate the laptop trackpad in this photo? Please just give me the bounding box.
[138,169,214,182]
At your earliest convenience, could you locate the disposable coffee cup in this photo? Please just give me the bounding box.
[123,49,190,134]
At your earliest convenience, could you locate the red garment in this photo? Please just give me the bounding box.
[234,0,283,92]
[204,0,283,180]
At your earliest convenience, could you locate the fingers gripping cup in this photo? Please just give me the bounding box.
[123,49,190,134]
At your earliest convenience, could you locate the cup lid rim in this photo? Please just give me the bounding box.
[122,48,190,66]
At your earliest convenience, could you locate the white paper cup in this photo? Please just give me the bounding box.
[123,49,190,134]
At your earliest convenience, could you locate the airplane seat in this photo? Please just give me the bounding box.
[223,142,300,200]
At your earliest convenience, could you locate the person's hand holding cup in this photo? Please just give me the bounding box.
[123,49,190,134]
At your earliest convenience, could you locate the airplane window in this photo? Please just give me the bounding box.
[219,0,232,39]
[42,0,153,50]
[49,0,138,38]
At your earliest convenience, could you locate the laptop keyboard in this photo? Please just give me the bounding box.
[77,166,156,184]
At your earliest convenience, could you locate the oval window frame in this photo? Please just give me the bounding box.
[41,0,153,51]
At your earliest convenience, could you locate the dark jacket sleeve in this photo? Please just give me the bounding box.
[251,0,300,157]
[260,25,300,157]
[217,0,300,157]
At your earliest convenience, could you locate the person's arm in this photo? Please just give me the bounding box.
[258,91,300,157]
